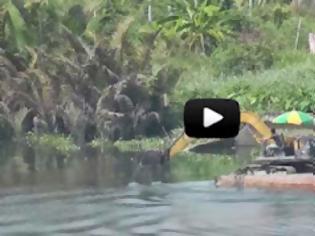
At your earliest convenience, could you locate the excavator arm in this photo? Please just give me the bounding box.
[168,112,275,158]
[168,133,192,158]
[240,112,273,143]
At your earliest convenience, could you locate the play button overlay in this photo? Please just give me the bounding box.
[203,107,223,128]
[184,99,240,138]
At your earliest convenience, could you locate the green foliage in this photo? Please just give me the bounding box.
[272,50,311,68]
[26,133,79,157]
[83,0,138,43]
[1,0,313,116]
[173,57,315,113]
[1,0,31,51]
[0,0,138,52]
[91,137,170,153]
[171,152,241,181]
[63,4,87,35]
[89,138,113,149]
[155,0,247,55]
[211,40,274,75]
[222,64,315,112]
[272,3,291,27]
[250,2,291,26]
[114,138,167,152]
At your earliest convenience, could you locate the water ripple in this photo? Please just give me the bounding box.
[0,181,314,235]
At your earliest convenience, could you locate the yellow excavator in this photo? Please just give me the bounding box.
[133,112,314,184]
[167,112,298,158]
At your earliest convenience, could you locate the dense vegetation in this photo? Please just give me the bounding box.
[0,0,315,178]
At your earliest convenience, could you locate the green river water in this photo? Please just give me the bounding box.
[0,145,314,236]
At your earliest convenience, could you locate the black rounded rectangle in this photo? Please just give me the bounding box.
[184,98,240,138]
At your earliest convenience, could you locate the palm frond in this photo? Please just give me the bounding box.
[110,16,134,50]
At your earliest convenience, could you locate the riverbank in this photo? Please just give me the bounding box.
[1,119,313,187]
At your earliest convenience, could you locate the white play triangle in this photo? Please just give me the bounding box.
[203,107,223,128]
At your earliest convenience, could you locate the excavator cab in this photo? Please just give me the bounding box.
[261,129,287,157]
[283,137,295,156]
[262,142,285,157]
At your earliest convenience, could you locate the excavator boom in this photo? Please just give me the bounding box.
[168,112,275,158]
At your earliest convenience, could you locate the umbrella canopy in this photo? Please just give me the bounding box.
[272,111,314,126]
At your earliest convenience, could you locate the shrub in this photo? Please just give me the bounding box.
[211,41,274,76]
[172,58,315,114]
[26,133,79,157]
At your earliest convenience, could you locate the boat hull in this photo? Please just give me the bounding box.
[215,173,315,191]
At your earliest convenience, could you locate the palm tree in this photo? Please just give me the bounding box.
[157,0,233,55]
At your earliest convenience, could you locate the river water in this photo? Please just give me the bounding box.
[0,143,314,235]
[0,180,314,236]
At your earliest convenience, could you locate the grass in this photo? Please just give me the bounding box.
[90,128,185,152]
[26,133,79,157]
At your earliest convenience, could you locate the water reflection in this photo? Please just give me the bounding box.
[0,139,259,193]
[0,141,170,188]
